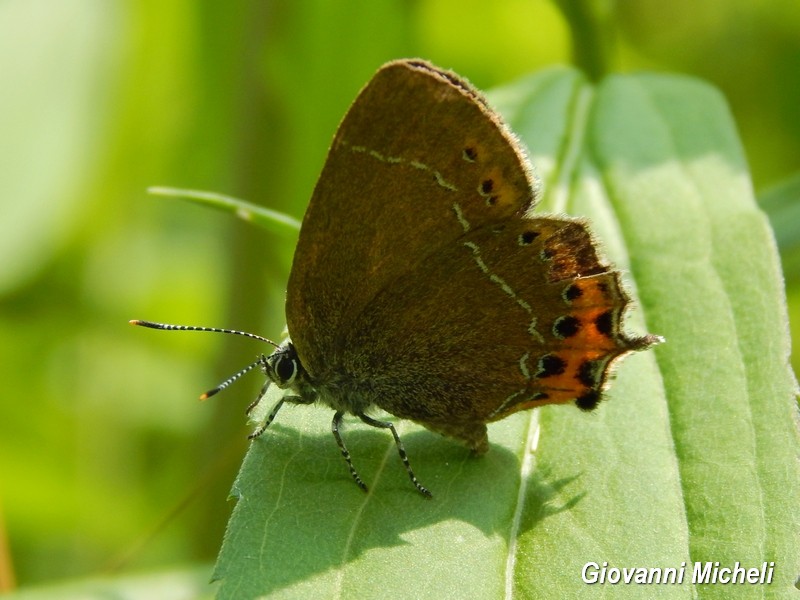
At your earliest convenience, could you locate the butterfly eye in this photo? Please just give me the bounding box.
[264,344,300,388]
[277,355,298,384]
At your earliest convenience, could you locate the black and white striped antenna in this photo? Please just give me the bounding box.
[130,319,278,400]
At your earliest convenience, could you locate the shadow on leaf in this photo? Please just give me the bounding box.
[214,415,583,597]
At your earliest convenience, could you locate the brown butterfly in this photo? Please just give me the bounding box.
[133,59,661,497]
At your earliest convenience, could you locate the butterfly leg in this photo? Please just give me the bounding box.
[248,397,286,439]
[247,381,308,439]
[245,380,272,416]
[332,411,369,493]
[358,413,432,498]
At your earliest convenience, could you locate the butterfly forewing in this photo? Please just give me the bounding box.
[286,60,538,380]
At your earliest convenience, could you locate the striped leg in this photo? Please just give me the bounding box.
[248,397,285,440]
[358,413,432,498]
[331,411,368,492]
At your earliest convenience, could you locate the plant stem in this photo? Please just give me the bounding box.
[554,0,614,81]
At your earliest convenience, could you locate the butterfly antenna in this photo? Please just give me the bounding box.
[129,320,279,347]
[130,320,279,399]
[200,358,265,400]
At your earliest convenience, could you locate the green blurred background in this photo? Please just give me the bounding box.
[1,0,797,591]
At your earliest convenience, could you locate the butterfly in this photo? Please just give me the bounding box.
[133,59,661,497]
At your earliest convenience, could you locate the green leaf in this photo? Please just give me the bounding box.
[147,187,301,238]
[758,171,800,254]
[758,172,800,285]
[1,566,216,600]
[213,68,800,598]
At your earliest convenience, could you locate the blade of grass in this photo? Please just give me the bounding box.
[148,187,301,237]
